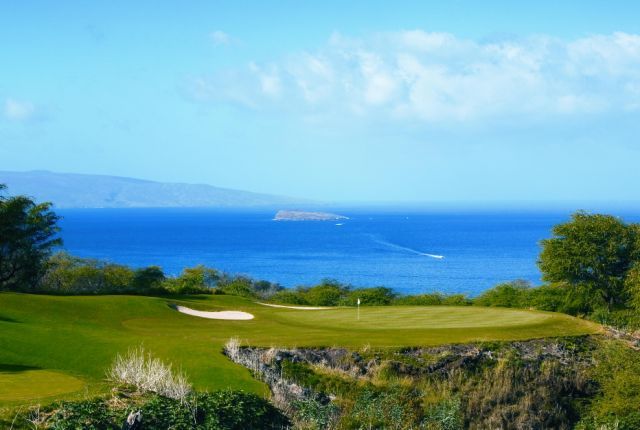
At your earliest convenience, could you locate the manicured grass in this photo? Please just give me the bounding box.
[0,293,600,407]
[0,367,85,403]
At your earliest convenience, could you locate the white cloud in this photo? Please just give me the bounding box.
[190,30,640,123]
[3,98,36,121]
[210,30,232,46]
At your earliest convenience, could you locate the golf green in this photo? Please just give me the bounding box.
[0,293,600,406]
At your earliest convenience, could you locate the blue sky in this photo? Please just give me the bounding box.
[1,1,640,203]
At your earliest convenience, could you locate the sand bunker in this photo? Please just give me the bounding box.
[257,302,333,310]
[173,305,254,320]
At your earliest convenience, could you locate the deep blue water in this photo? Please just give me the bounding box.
[55,208,639,296]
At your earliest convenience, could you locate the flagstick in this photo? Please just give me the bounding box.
[357,298,360,321]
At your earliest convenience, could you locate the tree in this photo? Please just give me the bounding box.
[132,266,166,292]
[538,212,637,312]
[0,184,61,290]
[625,263,640,311]
[303,280,350,306]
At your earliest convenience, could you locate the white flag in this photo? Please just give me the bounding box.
[357,298,361,305]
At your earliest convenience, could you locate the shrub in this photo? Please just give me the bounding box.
[132,265,166,292]
[107,347,191,401]
[251,280,284,298]
[528,284,567,311]
[223,337,241,362]
[292,398,339,430]
[45,398,121,430]
[341,387,423,429]
[40,252,167,295]
[217,276,257,298]
[195,390,289,429]
[270,290,310,305]
[423,397,463,430]
[585,341,640,429]
[342,287,396,306]
[394,293,445,306]
[29,390,288,430]
[393,293,471,306]
[303,281,350,306]
[474,280,533,308]
[441,294,472,306]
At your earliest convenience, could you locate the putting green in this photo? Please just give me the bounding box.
[0,293,600,406]
[276,306,553,329]
[0,367,84,402]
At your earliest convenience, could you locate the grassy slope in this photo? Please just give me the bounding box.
[0,293,600,407]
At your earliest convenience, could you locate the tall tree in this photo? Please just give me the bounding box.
[538,212,637,312]
[0,184,62,290]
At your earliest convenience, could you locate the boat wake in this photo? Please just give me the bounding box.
[371,237,444,259]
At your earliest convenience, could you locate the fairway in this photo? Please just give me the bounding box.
[0,293,600,407]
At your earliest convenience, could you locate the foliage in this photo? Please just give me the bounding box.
[474,280,533,308]
[342,286,396,306]
[17,389,288,429]
[0,184,61,291]
[624,262,640,312]
[270,289,311,305]
[527,283,567,311]
[440,294,473,306]
[40,252,174,295]
[216,275,258,298]
[303,279,350,306]
[339,387,423,429]
[539,212,638,313]
[269,281,469,307]
[163,265,218,294]
[578,341,640,430]
[282,360,355,397]
[44,398,120,429]
[422,398,463,430]
[41,252,136,294]
[215,274,283,299]
[256,338,602,430]
[131,265,166,291]
[292,398,339,430]
[393,292,448,306]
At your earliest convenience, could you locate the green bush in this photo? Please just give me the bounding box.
[303,281,350,306]
[282,360,355,398]
[579,341,640,430]
[394,293,445,306]
[292,398,339,430]
[340,387,422,430]
[342,287,396,306]
[31,390,288,430]
[216,276,258,298]
[270,289,310,305]
[422,397,463,430]
[40,252,138,294]
[441,294,472,306]
[474,280,533,308]
[46,398,120,429]
[528,284,567,311]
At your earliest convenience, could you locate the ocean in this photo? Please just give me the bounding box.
[55,208,639,296]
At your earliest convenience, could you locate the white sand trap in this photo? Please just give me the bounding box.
[256,302,333,310]
[173,305,254,320]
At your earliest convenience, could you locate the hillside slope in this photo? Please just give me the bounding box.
[0,170,308,208]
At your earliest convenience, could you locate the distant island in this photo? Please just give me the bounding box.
[274,210,349,221]
[0,170,310,208]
